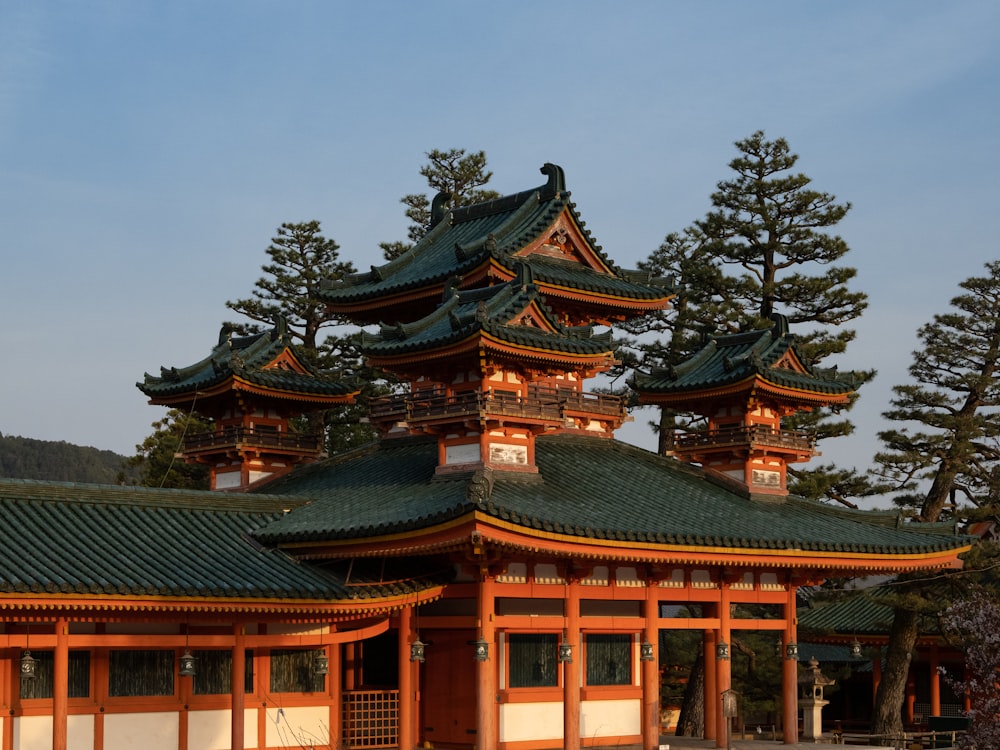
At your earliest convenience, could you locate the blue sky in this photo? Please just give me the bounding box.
[1,1,998,479]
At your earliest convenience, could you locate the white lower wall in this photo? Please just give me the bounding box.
[105,711,179,750]
[580,698,641,739]
[13,716,95,750]
[190,708,258,750]
[265,705,330,749]
[499,698,641,744]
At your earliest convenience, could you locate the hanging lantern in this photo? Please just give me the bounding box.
[410,637,426,663]
[312,650,329,676]
[850,638,863,659]
[774,637,783,657]
[558,640,573,664]
[20,650,37,680]
[785,642,799,660]
[473,639,489,662]
[179,649,197,677]
[716,641,730,660]
[640,640,655,662]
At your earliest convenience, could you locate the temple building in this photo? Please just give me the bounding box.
[0,164,972,750]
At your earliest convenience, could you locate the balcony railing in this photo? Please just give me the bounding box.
[369,386,624,425]
[668,424,816,453]
[182,427,322,453]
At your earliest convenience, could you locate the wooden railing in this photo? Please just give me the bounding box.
[342,689,399,748]
[369,386,624,424]
[182,427,322,452]
[668,424,815,453]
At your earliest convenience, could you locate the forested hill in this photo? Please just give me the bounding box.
[0,433,137,484]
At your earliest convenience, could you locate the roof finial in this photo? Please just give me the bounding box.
[540,163,565,197]
[430,191,452,229]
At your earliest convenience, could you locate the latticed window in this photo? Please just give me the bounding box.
[19,651,91,699]
[109,650,175,697]
[508,633,558,688]
[193,649,254,695]
[270,649,326,693]
[585,634,632,686]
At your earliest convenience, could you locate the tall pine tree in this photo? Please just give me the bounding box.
[380,148,500,260]
[869,260,1000,738]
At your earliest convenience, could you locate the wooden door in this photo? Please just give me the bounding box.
[421,629,478,748]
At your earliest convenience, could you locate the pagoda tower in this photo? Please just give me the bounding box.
[138,318,359,490]
[632,314,857,497]
[323,163,674,473]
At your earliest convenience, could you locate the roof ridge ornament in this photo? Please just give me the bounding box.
[539,163,566,197]
[429,191,452,229]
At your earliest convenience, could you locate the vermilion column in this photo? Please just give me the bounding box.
[563,577,581,750]
[642,580,660,750]
[715,587,732,749]
[476,573,497,750]
[398,608,414,750]
[703,626,717,741]
[329,640,342,749]
[929,645,940,718]
[53,618,69,750]
[782,584,799,745]
[232,624,246,750]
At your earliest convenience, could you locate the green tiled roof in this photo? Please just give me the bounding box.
[798,585,944,637]
[362,275,614,359]
[0,479,434,603]
[321,163,673,311]
[138,318,355,400]
[255,434,968,559]
[633,314,856,398]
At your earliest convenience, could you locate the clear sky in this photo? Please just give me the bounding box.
[1,1,998,479]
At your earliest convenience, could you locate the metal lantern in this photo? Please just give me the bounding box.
[716,641,730,660]
[774,637,783,657]
[785,641,799,660]
[179,649,197,677]
[20,650,37,680]
[312,650,329,676]
[410,637,426,663]
[473,639,489,662]
[558,640,573,664]
[850,638,863,659]
[640,640,655,662]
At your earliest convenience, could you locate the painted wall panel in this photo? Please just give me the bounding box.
[499,702,562,742]
[104,711,179,750]
[189,709,257,750]
[266,705,329,748]
[581,698,641,737]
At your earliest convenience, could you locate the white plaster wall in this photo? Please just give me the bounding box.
[189,709,258,750]
[581,698,641,739]
[265,706,330,749]
[499,702,563,742]
[500,699,641,744]
[13,715,94,750]
[104,711,179,750]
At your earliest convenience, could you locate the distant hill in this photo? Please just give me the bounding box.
[0,433,138,484]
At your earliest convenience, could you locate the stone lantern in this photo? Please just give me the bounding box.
[798,657,835,741]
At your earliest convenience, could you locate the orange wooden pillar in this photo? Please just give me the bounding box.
[231,624,246,750]
[703,626,717,741]
[329,640,342,750]
[476,573,497,750]
[929,645,940,718]
[53,618,68,750]
[563,577,581,750]
[715,587,732,749]
[871,646,882,700]
[398,608,414,750]
[782,584,799,745]
[642,579,660,750]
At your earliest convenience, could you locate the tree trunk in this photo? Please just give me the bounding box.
[871,607,918,739]
[676,648,705,737]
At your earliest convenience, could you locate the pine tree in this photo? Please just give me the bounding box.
[869,260,1000,738]
[226,220,379,454]
[127,409,211,489]
[627,132,871,499]
[380,148,500,260]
